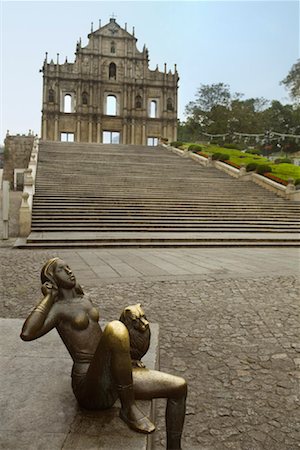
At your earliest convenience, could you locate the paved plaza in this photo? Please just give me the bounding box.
[0,245,299,449]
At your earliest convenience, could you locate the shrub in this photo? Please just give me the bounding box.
[211,152,230,161]
[274,158,292,164]
[212,152,222,160]
[188,144,203,152]
[222,142,246,150]
[294,178,300,186]
[246,162,258,172]
[256,164,272,175]
[170,141,184,148]
[219,153,230,161]
[245,148,261,155]
[212,152,230,161]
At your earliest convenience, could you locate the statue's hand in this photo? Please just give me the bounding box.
[41,282,57,300]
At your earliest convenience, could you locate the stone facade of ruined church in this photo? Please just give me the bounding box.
[41,18,178,145]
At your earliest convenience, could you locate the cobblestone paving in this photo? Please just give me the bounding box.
[1,249,300,449]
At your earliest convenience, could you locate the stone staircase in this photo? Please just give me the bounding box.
[19,141,300,247]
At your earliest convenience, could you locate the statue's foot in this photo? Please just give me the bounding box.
[120,406,155,434]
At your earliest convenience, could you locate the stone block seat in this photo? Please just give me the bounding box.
[17,141,300,247]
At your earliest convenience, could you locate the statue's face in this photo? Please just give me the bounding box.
[54,260,76,289]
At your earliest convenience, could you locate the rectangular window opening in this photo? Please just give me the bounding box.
[147,137,158,146]
[61,132,74,142]
[103,131,120,144]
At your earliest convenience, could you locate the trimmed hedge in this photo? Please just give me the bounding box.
[256,164,272,175]
[245,148,262,155]
[170,141,184,148]
[222,143,247,150]
[211,152,230,161]
[188,144,203,152]
[274,158,292,164]
[246,162,258,172]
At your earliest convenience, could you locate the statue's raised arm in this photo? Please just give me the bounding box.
[20,258,187,450]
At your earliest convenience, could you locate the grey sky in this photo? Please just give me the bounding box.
[1,0,299,143]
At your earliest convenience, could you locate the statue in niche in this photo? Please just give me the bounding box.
[167,98,174,112]
[20,258,187,450]
[109,62,117,80]
[48,89,55,103]
[135,95,142,109]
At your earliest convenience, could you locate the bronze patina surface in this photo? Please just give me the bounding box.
[21,258,187,450]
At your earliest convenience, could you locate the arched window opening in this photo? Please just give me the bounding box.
[167,98,173,111]
[48,89,55,103]
[106,95,117,116]
[64,94,72,113]
[82,91,88,105]
[135,95,142,109]
[109,62,116,80]
[111,42,116,53]
[150,100,157,118]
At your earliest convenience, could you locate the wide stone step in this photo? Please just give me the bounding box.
[16,231,300,248]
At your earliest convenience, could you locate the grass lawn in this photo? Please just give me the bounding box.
[181,143,300,183]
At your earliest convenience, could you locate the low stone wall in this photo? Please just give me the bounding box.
[3,133,35,188]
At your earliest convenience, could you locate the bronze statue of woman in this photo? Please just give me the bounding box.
[20,258,187,450]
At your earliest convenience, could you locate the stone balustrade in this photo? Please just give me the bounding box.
[165,145,300,202]
[19,137,39,237]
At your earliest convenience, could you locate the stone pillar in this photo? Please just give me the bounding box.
[19,192,31,237]
[163,124,167,140]
[131,119,135,145]
[2,181,9,239]
[54,115,59,141]
[122,120,127,144]
[97,120,101,143]
[76,119,81,142]
[238,165,252,181]
[286,178,296,194]
[142,122,146,145]
[41,114,47,140]
[88,120,93,143]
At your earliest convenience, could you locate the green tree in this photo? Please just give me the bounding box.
[281,60,300,102]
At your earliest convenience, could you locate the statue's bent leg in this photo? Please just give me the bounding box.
[85,321,155,434]
[133,369,187,450]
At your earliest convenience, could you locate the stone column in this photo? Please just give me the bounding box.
[76,119,81,142]
[88,120,93,143]
[19,192,31,237]
[131,119,135,145]
[142,122,146,145]
[54,115,59,141]
[42,117,47,140]
[97,120,101,143]
[122,120,127,144]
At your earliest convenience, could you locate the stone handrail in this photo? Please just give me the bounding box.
[163,144,300,202]
[19,137,39,237]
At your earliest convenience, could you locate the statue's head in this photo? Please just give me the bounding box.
[41,258,83,294]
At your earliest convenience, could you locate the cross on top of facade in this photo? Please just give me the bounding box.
[111,13,117,20]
